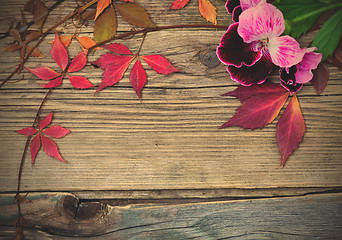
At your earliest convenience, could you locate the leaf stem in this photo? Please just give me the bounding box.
[137,32,147,56]
[291,3,342,23]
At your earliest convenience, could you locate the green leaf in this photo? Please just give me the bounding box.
[94,6,117,43]
[274,0,325,37]
[312,9,342,61]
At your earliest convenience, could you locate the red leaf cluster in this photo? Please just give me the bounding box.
[92,43,180,100]
[221,81,306,166]
[16,112,70,164]
[26,33,93,89]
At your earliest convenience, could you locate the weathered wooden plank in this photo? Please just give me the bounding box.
[0,30,341,192]
[1,192,342,239]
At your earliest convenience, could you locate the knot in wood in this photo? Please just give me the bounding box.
[202,49,220,68]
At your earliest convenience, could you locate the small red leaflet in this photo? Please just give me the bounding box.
[16,112,70,164]
[276,94,306,167]
[26,33,93,89]
[92,43,180,100]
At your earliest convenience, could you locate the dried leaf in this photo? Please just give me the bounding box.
[198,0,217,25]
[141,55,180,75]
[24,31,41,43]
[10,29,22,43]
[2,44,21,52]
[221,91,289,129]
[59,35,73,47]
[94,6,117,42]
[95,0,111,20]
[276,94,306,167]
[26,46,45,57]
[169,0,190,10]
[116,2,156,28]
[311,62,329,95]
[130,59,147,100]
[33,0,48,30]
[76,36,101,50]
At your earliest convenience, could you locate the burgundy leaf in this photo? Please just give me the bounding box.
[103,43,133,55]
[39,112,53,130]
[67,75,94,89]
[68,51,88,73]
[130,59,147,100]
[16,127,37,136]
[311,62,329,95]
[43,125,70,138]
[276,94,306,167]
[51,33,68,70]
[221,92,289,129]
[222,81,287,102]
[141,55,180,75]
[26,66,60,80]
[30,134,41,164]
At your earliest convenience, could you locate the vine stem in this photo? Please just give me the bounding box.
[90,24,229,50]
[14,88,52,239]
[0,0,99,89]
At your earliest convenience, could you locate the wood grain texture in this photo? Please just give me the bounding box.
[0,0,341,194]
[1,192,342,239]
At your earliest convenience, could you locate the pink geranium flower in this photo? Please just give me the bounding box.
[217,2,304,86]
[280,47,322,93]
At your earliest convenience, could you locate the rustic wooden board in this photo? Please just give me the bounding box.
[0,0,342,195]
[1,192,342,239]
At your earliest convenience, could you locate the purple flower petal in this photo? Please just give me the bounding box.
[232,6,242,22]
[227,56,273,86]
[268,35,304,68]
[238,3,285,43]
[217,23,262,67]
[226,0,240,14]
[295,49,322,84]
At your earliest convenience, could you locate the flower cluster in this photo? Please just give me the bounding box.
[217,0,322,93]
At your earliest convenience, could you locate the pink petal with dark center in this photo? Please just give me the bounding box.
[238,3,284,43]
[217,23,262,67]
[227,56,273,86]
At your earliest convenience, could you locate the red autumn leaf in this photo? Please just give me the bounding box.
[39,111,53,130]
[68,51,88,73]
[141,55,180,75]
[16,112,70,164]
[26,66,60,80]
[43,125,70,138]
[67,75,94,89]
[41,134,66,162]
[130,59,147,100]
[221,91,289,129]
[276,94,306,167]
[51,33,68,70]
[198,0,217,25]
[311,62,329,95]
[103,43,132,55]
[27,34,93,89]
[95,55,134,93]
[30,135,41,164]
[169,0,190,10]
[16,127,37,136]
[222,81,288,102]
